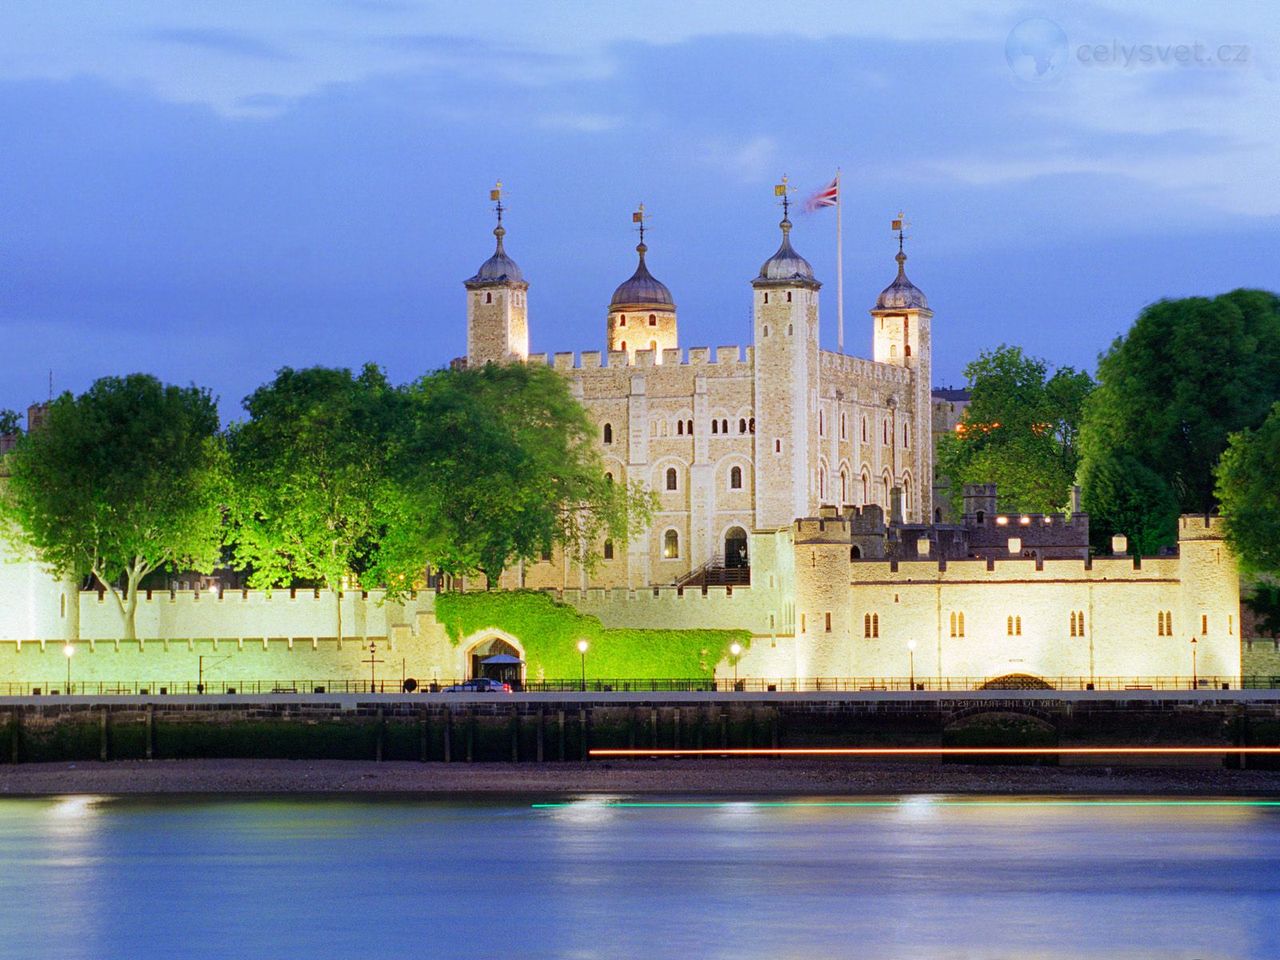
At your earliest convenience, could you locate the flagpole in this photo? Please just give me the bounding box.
[836,167,844,353]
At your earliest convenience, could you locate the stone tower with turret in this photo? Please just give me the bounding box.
[869,225,933,521]
[752,199,822,530]
[465,189,529,366]
[606,206,678,363]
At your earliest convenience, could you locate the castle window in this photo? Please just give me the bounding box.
[976,510,985,525]
[905,344,912,358]
[603,539,614,560]
[883,420,890,445]
[749,417,755,433]
[864,613,872,638]
[1229,614,1234,635]
[903,423,910,448]
[840,414,847,440]
[686,419,693,435]
[605,471,613,484]
[677,420,684,436]
[665,467,678,491]
[840,471,848,504]
[620,341,627,351]
[890,345,897,358]
[541,546,552,562]
[873,613,879,638]
[775,439,782,454]
[485,292,492,304]
[739,418,747,434]
[861,472,869,503]
[649,314,657,326]
[763,292,769,304]
[862,417,868,442]
[950,612,958,637]
[721,419,729,434]
[603,423,613,444]
[1201,614,1208,635]
[619,314,626,326]
[903,478,911,511]
[663,529,679,559]
[763,325,769,337]
[819,411,825,436]
[851,545,861,560]
[712,419,719,435]
[801,613,807,633]
[730,466,742,490]
[786,291,792,303]
[787,324,793,336]
[1007,615,1023,636]
[818,468,826,501]
[825,612,832,632]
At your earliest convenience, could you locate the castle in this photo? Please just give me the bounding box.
[465,195,934,591]
[0,194,1248,690]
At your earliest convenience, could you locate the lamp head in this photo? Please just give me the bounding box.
[63,643,75,658]
[907,639,917,651]
[577,639,589,654]
[730,642,742,657]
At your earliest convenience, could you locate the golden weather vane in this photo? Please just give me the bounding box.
[632,201,646,244]
[774,175,791,218]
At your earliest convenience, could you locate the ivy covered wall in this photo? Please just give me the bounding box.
[434,590,750,680]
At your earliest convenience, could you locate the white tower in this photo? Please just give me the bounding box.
[464,184,529,366]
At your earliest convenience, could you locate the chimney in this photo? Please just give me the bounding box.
[1111,533,1128,555]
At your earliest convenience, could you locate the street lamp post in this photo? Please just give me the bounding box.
[577,639,589,692]
[1190,636,1198,690]
[363,641,384,694]
[907,639,916,691]
[63,643,74,694]
[730,642,743,690]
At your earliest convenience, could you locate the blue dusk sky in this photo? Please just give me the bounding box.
[0,1,1277,421]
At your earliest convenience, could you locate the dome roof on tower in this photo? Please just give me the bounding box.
[466,225,525,286]
[874,250,928,310]
[755,218,817,285]
[610,243,674,307]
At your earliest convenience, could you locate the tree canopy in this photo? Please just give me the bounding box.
[0,374,225,638]
[1215,401,1280,577]
[935,345,1093,515]
[0,409,20,436]
[225,364,407,638]
[1079,289,1280,552]
[387,362,653,588]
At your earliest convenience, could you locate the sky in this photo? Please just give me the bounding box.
[0,1,1277,422]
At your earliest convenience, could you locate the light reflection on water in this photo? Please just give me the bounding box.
[0,795,1277,960]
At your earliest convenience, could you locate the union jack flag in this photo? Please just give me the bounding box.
[804,177,839,212]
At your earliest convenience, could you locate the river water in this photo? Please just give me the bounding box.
[1,795,1278,959]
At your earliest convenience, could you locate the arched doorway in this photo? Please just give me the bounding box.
[467,636,525,688]
[725,527,749,568]
[978,673,1055,690]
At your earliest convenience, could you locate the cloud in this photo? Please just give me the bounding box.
[148,27,294,62]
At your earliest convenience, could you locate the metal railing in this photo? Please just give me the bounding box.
[2,675,1278,697]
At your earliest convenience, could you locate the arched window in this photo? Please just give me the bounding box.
[818,467,826,501]
[619,314,627,326]
[958,612,965,637]
[975,510,985,525]
[730,466,742,489]
[851,545,862,560]
[786,291,792,303]
[676,420,684,436]
[903,478,911,511]
[739,418,747,434]
[711,419,719,435]
[603,423,613,444]
[485,292,492,304]
[864,613,872,638]
[721,419,729,434]
[903,423,910,448]
[861,417,868,442]
[882,475,890,504]
[763,292,769,304]
[872,613,879,638]
[840,471,848,504]
[787,323,793,336]
[819,411,825,436]
[950,612,957,638]
[748,417,755,433]
[663,529,679,559]
[861,472,869,503]
[935,507,943,523]
[1007,616,1014,636]
[620,340,627,351]
[840,414,847,439]
[665,467,678,491]
[604,471,613,484]
[649,314,657,326]
[883,420,890,444]
[763,325,769,337]
[603,540,614,560]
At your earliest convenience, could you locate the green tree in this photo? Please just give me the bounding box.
[1080,289,1280,551]
[1215,401,1280,576]
[0,375,225,639]
[935,345,1093,515]
[226,365,408,639]
[0,409,21,436]
[1079,451,1179,556]
[388,362,653,588]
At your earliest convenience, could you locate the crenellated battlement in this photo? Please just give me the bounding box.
[1178,514,1227,541]
[820,350,914,386]
[524,344,758,374]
